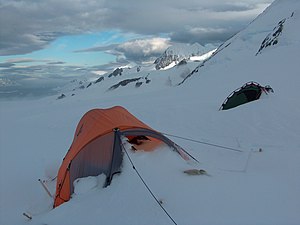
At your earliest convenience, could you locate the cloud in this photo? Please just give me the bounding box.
[47,61,66,65]
[6,58,40,64]
[0,0,107,55]
[100,0,272,44]
[0,0,272,56]
[74,44,120,53]
[76,37,170,63]
[0,59,32,68]
[0,58,67,70]
[115,38,171,62]
[200,2,258,12]
[170,26,238,44]
[0,62,14,68]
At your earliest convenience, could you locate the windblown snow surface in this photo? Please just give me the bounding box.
[1,1,300,225]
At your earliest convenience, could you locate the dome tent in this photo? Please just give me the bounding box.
[53,106,189,208]
[220,81,273,110]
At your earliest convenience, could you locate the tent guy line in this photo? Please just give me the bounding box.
[162,132,244,153]
[120,135,179,225]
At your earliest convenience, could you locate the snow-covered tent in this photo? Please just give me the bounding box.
[54,106,188,208]
[220,81,273,110]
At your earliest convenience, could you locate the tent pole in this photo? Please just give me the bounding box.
[104,128,121,187]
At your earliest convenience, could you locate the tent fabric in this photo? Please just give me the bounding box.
[220,82,266,110]
[53,106,188,208]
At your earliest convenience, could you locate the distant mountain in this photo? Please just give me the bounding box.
[154,43,211,70]
[54,44,217,98]
[56,0,299,100]
[0,78,18,87]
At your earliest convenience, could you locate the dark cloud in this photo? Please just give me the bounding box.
[0,62,14,68]
[213,3,256,12]
[0,0,272,56]
[0,0,108,55]
[0,58,65,69]
[170,26,239,44]
[47,61,66,65]
[101,0,272,44]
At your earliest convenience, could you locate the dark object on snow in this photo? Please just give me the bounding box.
[108,77,141,90]
[86,82,92,88]
[108,68,123,77]
[177,59,187,66]
[57,94,66,100]
[183,169,207,175]
[23,212,32,220]
[145,74,151,84]
[135,82,143,87]
[256,19,286,55]
[220,82,273,110]
[94,76,104,84]
[264,85,274,93]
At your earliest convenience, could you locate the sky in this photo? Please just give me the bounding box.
[0,0,273,97]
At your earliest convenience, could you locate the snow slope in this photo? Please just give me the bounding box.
[1,0,300,225]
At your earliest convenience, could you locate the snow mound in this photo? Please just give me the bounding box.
[73,174,106,195]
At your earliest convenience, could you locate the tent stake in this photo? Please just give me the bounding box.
[38,179,52,198]
[242,150,252,172]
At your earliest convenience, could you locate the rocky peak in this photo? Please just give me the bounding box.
[154,43,207,70]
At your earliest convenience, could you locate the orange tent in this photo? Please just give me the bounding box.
[54,106,189,208]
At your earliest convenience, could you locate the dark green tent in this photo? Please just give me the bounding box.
[220,82,273,110]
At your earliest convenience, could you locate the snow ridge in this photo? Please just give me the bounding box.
[154,43,208,70]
